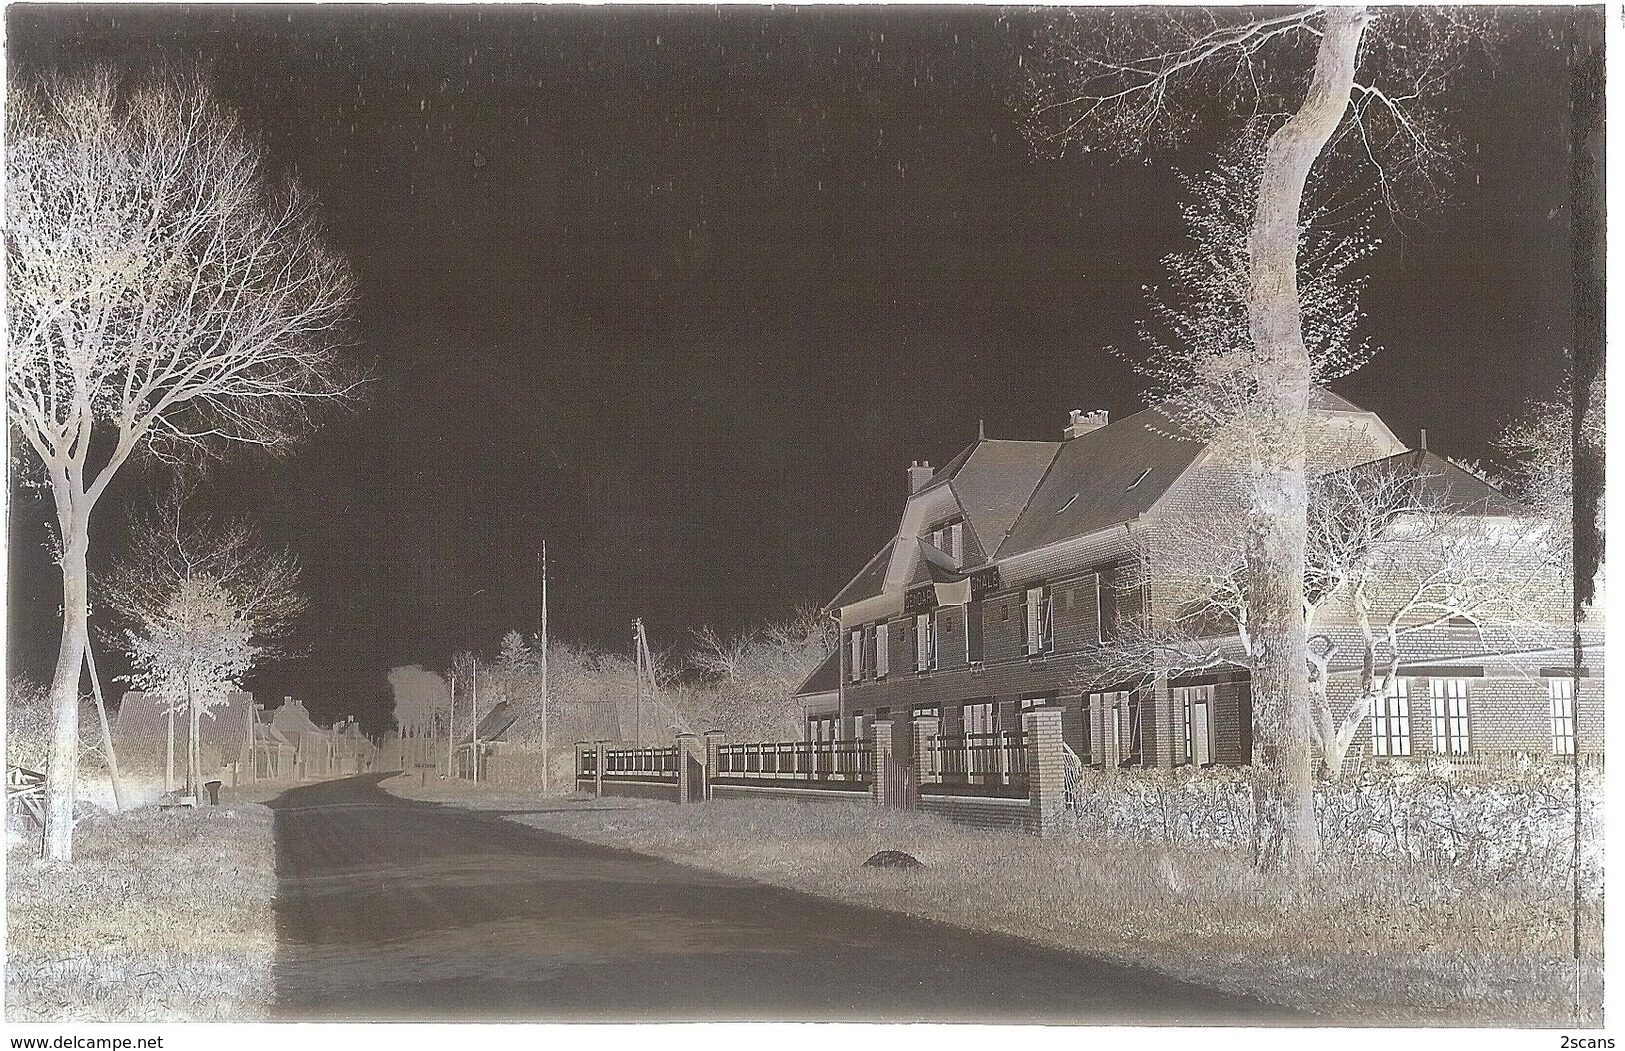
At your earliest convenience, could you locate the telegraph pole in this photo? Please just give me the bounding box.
[539,544,550,794]
[446,670,457,779]
[632,618,643,748]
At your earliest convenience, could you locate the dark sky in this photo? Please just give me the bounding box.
[5,5,1599,731]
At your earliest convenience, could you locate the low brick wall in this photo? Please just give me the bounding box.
[600,778,680,801]
[919,791,1032,833]
[484,751,548,787]
[712,783,871,804]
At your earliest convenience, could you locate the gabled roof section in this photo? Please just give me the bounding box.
[461,700,520,745]
[998,405,1206,558]
[114,691,252,758]
[829,536,897,609]
[270,698,322,738]
[947,439,1062,558]
[1342,449,1528,517]
[793,648,841,698]
[1309,388,1363,413]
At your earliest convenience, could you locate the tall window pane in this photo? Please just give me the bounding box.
[1550,678,1575,756]
[1430,679,1470,756]
[1371,680,1411,757]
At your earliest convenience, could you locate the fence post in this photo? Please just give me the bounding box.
[676,733,698,803]
[871,720,894,807]
[912,716,940,786]
[593,740,607,799]
[1024,707,1066,837]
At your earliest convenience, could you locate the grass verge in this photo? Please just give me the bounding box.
[6,802,277,1022]
[383,776,1601,1026]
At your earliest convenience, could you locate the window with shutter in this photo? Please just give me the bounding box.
[1124,693,1142,765]
[1180,685,1214,765]
[963,701,996,735]
[1024,586,1052,656]
[875,622,890,678]
[914,613,935,672]
[849,629,863,682]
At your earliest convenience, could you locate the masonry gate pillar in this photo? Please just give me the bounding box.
[1024,707,1066,836]
[676,733,698,803]
[703,730,726,801]
[870,720,894,808]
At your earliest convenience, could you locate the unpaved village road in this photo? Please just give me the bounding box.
[268,775,1300,1022]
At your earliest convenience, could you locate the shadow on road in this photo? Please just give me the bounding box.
[267,775,1305,1024]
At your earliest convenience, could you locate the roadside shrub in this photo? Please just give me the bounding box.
[1066,760,1602,880]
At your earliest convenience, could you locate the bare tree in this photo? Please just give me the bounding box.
[102,495,306,797]
[1021,6,1484,868]
[7,71,359,858]
[1496,371,1606,606]
[1302,464,1563,776]
[688,607,836,740]
[1102,456,1562,788]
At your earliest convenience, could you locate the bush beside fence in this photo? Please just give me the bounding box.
[1065,760,1602,879]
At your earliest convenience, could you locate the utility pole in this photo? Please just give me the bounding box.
[446,670,457,779]
[471,659,480,782]
[632,618,643,748]
[539,544,550,794]
[166,703,175,794]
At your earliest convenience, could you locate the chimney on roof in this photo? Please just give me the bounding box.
[908,460,934,494]
[1419,428,1428,452]
[1064,409,1109,440]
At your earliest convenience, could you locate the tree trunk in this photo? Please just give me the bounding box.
[1244,7,1368,871]
[187,675,202,798]
[43,514,91,861]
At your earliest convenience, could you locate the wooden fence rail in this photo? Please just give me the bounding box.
[713,738,872,782]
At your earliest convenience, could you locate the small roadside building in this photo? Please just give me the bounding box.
[113,690,254,789]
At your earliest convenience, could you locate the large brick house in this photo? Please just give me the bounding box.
[800,393,1602,771]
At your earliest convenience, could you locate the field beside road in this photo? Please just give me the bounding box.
[6,802,277,1022]
[387,776,1601,1026]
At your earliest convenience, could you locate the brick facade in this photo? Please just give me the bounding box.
[811,403,1602,775]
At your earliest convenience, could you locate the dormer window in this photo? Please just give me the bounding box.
[927,519,964,563]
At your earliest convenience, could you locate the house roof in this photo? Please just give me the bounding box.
[793,647,841,698]
[944,439,1062,557]
[1309,388,1364,413]
[113,691,253,760]
[826,388,1396,606]
[460,700,519,746]
[1338,449,1527,517]
[997,405,1206,558]
[270,698,322,738]
[829,536,896,609]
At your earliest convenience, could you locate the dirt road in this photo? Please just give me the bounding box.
[269,775,1300,1022]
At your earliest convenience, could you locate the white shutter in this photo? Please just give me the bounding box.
[875,622,889,678]
[1025,587,1044,655]
[1193,699,1212,767]
[1106,700,1122,768]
